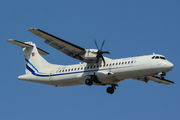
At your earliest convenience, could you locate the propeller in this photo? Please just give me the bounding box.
[94,39,110,66]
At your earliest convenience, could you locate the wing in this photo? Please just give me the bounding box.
[28,28,86,61]
[147,76,174,85]
[136,76,174,85]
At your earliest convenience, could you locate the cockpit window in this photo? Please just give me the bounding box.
[152,56,155,59]
[152,56,166,60]
[155,56,159,59]
[160,56,166,60]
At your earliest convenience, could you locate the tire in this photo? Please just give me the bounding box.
[85,79,93,86]
[106,87,114,94]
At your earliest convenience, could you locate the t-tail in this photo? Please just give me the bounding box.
[7,39,51,74]
[7,39,63,82]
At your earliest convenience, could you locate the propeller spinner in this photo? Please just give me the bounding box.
[94,39,110,66]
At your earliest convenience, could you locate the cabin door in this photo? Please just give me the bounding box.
[49,71,54,80]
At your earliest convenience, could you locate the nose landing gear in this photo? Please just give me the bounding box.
[106,84,118,94]
[158,72,166,80]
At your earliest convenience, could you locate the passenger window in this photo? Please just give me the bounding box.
[125,62,127,64]
[119,62,121,65]
[131,61,133,63]
[155,56,159,59]
[62,70,64,72]
[87,66,89,69]
[152,56,155,59]
[116,63,118,65]
[90,66,93,69]
[94,66,96,68]
[81,67,83,70]
[128,61,130,64]
[122,62,124,65]
[65,69,67,72]
[71,68,73,71]
[84,67,86,69]
[113,63,114,66]
[74,68,76,71]
[100,65,102,67]
[109,64,111,66]
[97,65,99,68]
[106,64,108,66]
[68,69,70,71]
[59,70,61,73]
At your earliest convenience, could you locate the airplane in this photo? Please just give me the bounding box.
[7,28,174,94]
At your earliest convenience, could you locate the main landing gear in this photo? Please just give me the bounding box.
[85,74,118,94]
[85,74,102,86]
[85,79,93,86]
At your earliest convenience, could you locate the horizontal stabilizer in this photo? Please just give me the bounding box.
[147,76,174,85]
[7,39,49,55]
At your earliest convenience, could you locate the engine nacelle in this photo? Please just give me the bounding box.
[80,49,98,60]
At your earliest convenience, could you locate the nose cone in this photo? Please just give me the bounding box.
[166,61,174,71]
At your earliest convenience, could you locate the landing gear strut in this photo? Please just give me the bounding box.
[159,72,166,80]
[106,84,118,94]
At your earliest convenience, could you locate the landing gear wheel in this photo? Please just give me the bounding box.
[106,87,114,94]
[85,79,93,86]
[160,76,165,80]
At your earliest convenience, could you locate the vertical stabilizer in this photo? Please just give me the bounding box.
[23,42,50,74]
[7,39,51,74]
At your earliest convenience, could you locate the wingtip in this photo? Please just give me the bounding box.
[7,39,15,42]
[27,28,38,31]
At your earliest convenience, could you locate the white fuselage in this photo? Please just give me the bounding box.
[18,54,174,86]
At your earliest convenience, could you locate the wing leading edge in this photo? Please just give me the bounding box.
[28,28,86,62]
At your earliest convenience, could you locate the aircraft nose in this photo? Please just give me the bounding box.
[166,61,174,70]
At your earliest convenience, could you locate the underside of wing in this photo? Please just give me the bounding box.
[136,76,174,85]
[147,76,174,85]
[28,28,86,62]
[28,28,112,64]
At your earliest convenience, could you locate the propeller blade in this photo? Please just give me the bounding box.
[101,55,106,66]
[94,39,99,50]
[101,40,106,51]
[93,39,110,66]
[103,51,110,54]
[94,55,100,66]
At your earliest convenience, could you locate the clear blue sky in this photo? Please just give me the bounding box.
[1,0,180,120]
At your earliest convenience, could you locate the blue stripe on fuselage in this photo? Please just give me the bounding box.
[25,58,44,74]
[25,58,39,73]
[26,63,138,77]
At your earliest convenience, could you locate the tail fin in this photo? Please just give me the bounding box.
[7,39,50,74]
